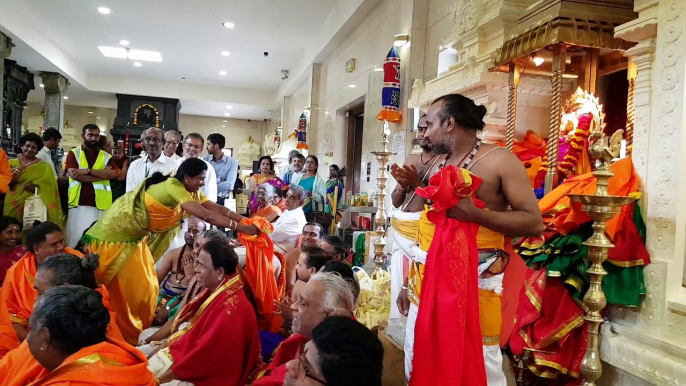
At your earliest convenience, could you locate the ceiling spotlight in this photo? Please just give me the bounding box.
[394,34,410,47]
[533,56,544,66]
[39,83,44,88]
[133,62,142,67]
[223,120,228,123]
[221,125,226,128]
[63,96,69,100]
[221,51,231,57]
[98,7,111,14]
[96,116,102,119]
[281,70,289,80]
[224,113,231,117]
[222,22,236,29]
[119,40,129,46]
[225,105,232,109]
[88,111,94,114]
[219,71,227,76]
[348,84,356,88]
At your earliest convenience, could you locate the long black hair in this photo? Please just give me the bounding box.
[145,157,208,188]
[306,155,319,174]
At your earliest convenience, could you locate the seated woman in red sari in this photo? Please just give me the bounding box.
[0,217,25,286]
[24,285,155,386]
[0,253,125,386]
[148,239,260,386]
[252,183,285,222]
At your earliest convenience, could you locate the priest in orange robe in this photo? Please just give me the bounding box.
[0,222,81,347]
[23,286,154,386]
[0,253,124,386]
[149,239,260,386]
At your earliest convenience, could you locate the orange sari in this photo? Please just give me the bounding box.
[26,340,155,386]
[237,217,285,332]
[0,285,124,386]
[0,249,83,335]
[252,205,283,222]
[0,149,13,194]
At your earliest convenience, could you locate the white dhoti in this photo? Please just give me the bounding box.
[66,206,104,248]
[389,210,421,320]
[404,302,419,380]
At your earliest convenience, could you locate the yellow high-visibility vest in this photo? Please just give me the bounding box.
[68,147,112,210]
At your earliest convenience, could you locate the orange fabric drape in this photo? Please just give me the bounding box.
[237,217,284,333]
[253,205,283,222]
[27,340,155,386]
[0,149,13,194]
[538,157,640,238]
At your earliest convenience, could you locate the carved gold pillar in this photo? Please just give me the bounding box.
[506,62,521,152]
[626,58,637,157]
[545,44,566,195]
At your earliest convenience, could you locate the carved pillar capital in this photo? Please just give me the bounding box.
[0,32,13,59]
[39,72,70,94]
[40,73,69,133]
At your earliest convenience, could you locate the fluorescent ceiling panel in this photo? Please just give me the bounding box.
[98,46,128,59]
[128,49,162,62]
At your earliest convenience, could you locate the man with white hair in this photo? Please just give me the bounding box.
[126,127,177,192]
[270,185,308,254]
[163,130,182,161]
[252,272,355,386]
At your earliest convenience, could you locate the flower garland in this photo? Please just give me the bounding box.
[534,112,593,189]
[133,104,160,127]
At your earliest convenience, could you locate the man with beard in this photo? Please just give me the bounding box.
[64,124,119,248]
[126,127,177,192]
[407,94,543,385]
[153,217,206,326]
[390,114,444,322]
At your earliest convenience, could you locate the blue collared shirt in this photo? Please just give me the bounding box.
[203,154,238,198]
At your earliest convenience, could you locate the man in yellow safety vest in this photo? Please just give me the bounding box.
[65,124,119,247]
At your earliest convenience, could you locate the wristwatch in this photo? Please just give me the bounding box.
[87,168,91,175]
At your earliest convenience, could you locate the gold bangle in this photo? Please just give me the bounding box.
[395,186,408,195]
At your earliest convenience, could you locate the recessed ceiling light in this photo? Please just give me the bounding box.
[63,96,69,100]
[219,71,227,76]
[224,113,231,117]
[88,111,94,114]
[98,7,111,14]
[39,83,44,88]
[348,84,356,88]
[223,120,228,123]
[221,51,231,57]
[221,125,226,128]
[133,62,142,67]
[96,116,101,119]
[225,105,232,109]
[119,40,129,46]
[222,22,236,29]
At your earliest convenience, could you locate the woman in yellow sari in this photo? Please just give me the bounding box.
[252,183,284,222]
[82,158,265,345]
[4,133,62,228]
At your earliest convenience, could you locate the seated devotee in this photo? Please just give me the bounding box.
[283,316,383,386]
[319,235,349,263]
[252,183,286,222]
[82,158,262,345]
[0,217,24,286]
[320,260,360,302]
[284,222,324,295]
[24,286,155,385]
[252,272,355,385]
[248,156,287,217]
[153,217,206,326]
[270,185,308,254]
[290,246,331,302]
[147,239,260,386]
[0,222,81,343]
[0,253,124,385]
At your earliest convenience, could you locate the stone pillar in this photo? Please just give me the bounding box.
[307,63,322,155]
[40,72,69,132]
[0,32,14,129]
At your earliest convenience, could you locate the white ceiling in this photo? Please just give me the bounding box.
[0,0,341,119]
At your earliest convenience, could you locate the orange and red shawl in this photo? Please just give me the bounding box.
[169,274,261,386]
[238,217,285,333]
[0,249,83,335]
[0,285,124,386]
[410,165,487,386]
[26,339,155,386]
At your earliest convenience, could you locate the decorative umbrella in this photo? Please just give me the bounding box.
[376,47,402,124]
[296,112,308,150]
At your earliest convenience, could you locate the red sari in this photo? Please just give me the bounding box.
[251,333,310,385]
[410,166,487,386]
[169,273,261,386]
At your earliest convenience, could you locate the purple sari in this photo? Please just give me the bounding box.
[248,175,287,216]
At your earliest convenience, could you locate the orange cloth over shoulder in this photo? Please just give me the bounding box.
[26,339,155,386]
[0,285,124,386]
[538,157,640,238]
[0,149,13,194]
[237,216,285,333]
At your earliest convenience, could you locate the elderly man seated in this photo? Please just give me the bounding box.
[251,272,356,385]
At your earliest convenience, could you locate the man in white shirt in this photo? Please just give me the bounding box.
[175,132,217,202]
[163,130,182,161]
[126,127,177,192]
[279,150,300,181]
[271,185,308,254]
[37,127,62,175]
